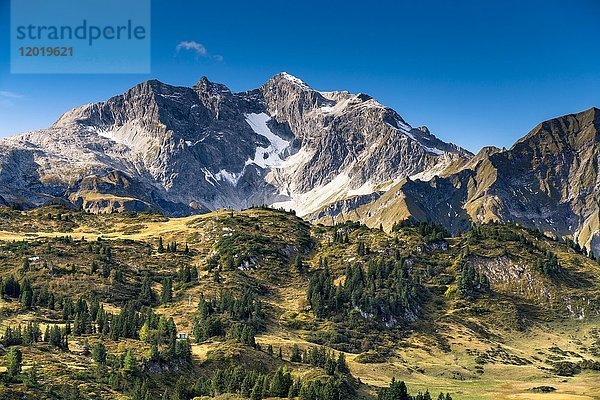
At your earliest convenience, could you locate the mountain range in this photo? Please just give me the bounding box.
[0,73,598,254]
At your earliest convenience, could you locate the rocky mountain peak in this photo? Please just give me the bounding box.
[268,72,311,88]
[193,76,232,96]
[515,107,600,148]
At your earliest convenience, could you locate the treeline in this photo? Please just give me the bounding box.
[466,223,563,276]
[2,288,184,346]
[157,236,190,254]
[564,237,598,261]
[330,221,363,245]
[182,367,296,399]
[157,366,354,400]
[467,223,528,244]
[291,344,350,375]
[392,220,450,241]
[162,347,355,400]
[456,262,490,299]
[128,344,355,400]
[536,250,560,276]
[378,377,453,400]
[0,275,34,308]
[307,257,424,327]
[2,322,68,349]
[138,265,198,306]
[193,289,265,345]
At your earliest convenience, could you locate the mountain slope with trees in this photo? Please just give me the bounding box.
[0,206,598,399]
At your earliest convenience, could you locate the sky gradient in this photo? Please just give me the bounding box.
[1,0,599,152]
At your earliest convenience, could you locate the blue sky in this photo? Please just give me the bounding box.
[1,0,599,152]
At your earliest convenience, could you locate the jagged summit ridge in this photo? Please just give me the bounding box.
[0,73,467,218]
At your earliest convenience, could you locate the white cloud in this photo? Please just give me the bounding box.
[0,91,24,108]
[176,41,207,56]
[175,41,223,62]
[0,91,24,99]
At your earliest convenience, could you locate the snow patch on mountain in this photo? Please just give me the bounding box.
[202,168,217,186]
[409,155,453,181]
[273,172,353,216]
[245,113,290,168]
[386,119,446,156]
[394,118,412,133]
[280,72,309,88]
[87,126,132,148]
[215,168,244,186]
[422,145,445,155]
[348,181,378,197]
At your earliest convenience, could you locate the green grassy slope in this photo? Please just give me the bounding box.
[0,206,598,399]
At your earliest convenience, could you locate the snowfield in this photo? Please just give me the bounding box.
[244,113,290,168]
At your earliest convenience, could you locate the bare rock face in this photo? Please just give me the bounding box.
[0,72,468,217]
[354,107,600,255]
[1,73,596,254]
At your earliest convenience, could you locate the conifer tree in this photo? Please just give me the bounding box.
[92,342,107,364]
[161,277,173,303]
[290,344,302,362]
[20,278,33,309]
[6,347,22,377]
[122,349,138,376]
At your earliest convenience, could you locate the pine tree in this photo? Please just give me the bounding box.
[336,352,349,374]
[139,274,155,304]
[122,349,138,376]
[92,342,107,364]
[250,379,263,400]
[161,277,173,303]
[290,344,302,362]
[146,343,159,362]
[22,258,30,272]
[2,275,21,298]
[295,255,305,273]
[27,361,39,384]
[20,278,33,309]
[213,267,221,283]
[173,376,188,400]
[270,368,292,397]
[6,347,22,377]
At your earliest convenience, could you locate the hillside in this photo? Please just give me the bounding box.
[0,206,599,399]
[319,107,600,256]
